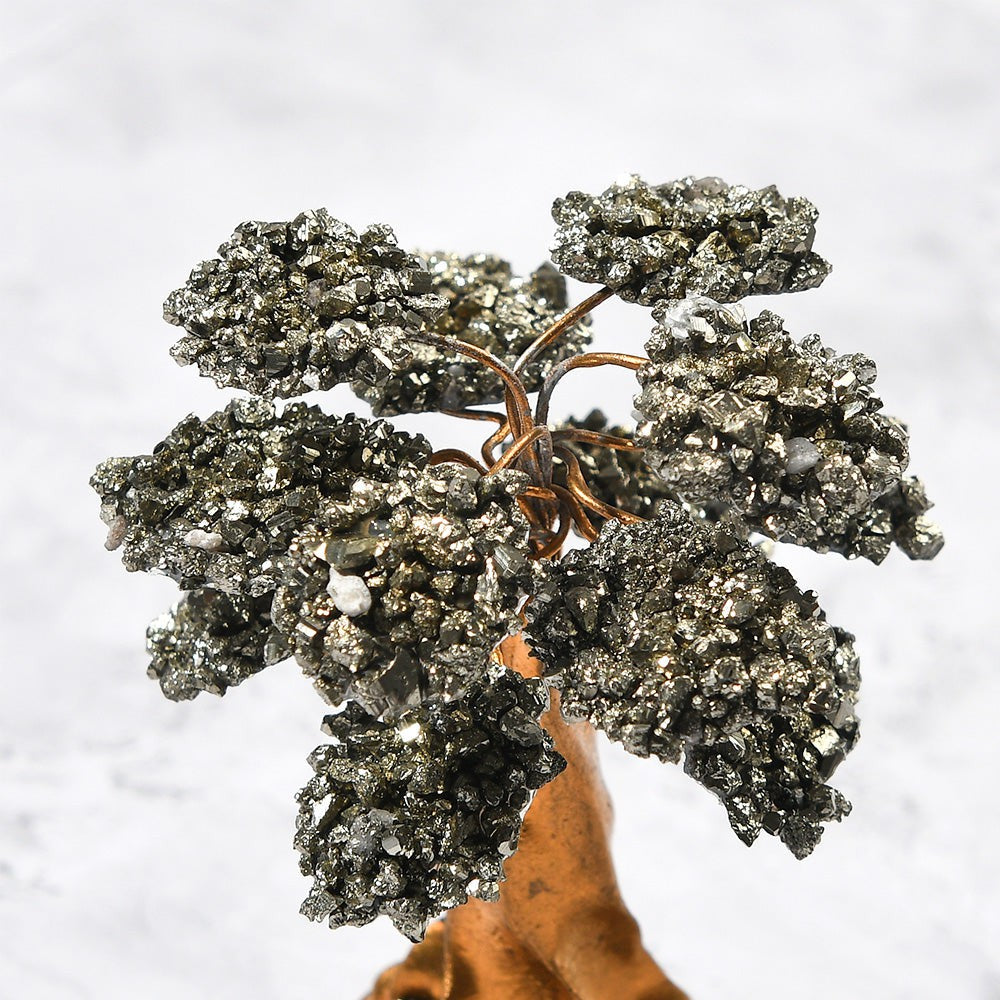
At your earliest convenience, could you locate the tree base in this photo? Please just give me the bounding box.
[365,636,687,1000]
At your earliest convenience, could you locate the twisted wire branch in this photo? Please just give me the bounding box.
[514,286,614,374]
[410,330,533,437]
[418,290,650,558]
[552,428,643,452]
[429,449,489,474]
[535,353,647,429]
[555,445,644,525]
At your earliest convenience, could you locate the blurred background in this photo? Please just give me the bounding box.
[1,1,997,997]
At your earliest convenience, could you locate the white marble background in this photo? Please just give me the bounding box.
[1,1,998,997]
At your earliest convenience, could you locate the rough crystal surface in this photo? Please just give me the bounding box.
[356,253,591,415]
[295,665,566,941]
[635,300,944,562]
[91,398,431,594]
[164,210,446,398]
[551,175,830,305]
[272,464,534,713]
[146,588,289,701]
[92,400,430,697]
[525,509,860,856]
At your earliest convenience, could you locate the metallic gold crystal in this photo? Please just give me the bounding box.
[551,175,830,305]
[525,509,859,856]
[355,253,591,416]
[635,299,944,562]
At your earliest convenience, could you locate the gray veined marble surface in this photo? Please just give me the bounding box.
[1,1,998,997]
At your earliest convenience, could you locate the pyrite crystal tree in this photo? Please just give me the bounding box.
[93,176,943,998]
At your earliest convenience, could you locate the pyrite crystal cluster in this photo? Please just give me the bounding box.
[94,177,942,944]
[635,299,943,561]
[551,175,830,305]
[296,666,564,940]
[526,511,860,858]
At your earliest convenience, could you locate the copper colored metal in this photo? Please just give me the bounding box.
[547,483,599,542]
[442,407,508,426]
[365,635,688,1000]
[489,426,549,474]
[429,449,489,474]
[518,485,560,503]
[552,427,644,452]
[480,419,511,467]
[556,446,645,526]
[536,511,573,559]
[514,285,614,374]
[535,352,648,428]
[413,330,533,436]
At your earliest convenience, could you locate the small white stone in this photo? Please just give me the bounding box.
[104,515,127,551]
[326,568,372,617]
[784,437,821,475]
[183,528,225,552]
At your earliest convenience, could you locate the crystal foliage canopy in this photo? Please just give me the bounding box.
[93,179,942,940]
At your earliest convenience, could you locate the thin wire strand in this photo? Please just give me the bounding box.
[548,483,599,541]
[537,508,573,559]
[428,449,489,474]
[489,427,549,474]
[514,286,614,374]
[552,428,643,452]
[442,407,508,426]
[410,330,533,436]
[516,491,557,537]
[555,445,644,524]
[519,485,561,503]
[482,419,512,468]
[535,352,647,428]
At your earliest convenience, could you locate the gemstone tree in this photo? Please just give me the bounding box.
[94,181,942,998]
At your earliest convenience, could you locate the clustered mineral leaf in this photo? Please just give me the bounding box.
[91,398,431,593]
[272,463,534,713]
[634,299,943,562]
[355,253,591,416]
[91,398,432,698]
[146,589,289,701]
[164,209,447,398]
[525,508,860,856]
[295,665,565,941]
[551,175,830,306]
[94,184,944,944]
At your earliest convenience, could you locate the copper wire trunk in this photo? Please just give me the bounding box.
[365,634,688,1000]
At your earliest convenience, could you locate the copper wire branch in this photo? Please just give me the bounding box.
[413,290,652,558]
[548,483,599,542]
[555,445,643,524]
[429,449,489,474]
[481,419,511,468]
[552,427,643,452]
[442,407,508,426]
[515,486,561,556]
[518,484,560,504]
[411,330,533,437]
[489,427,550,474]
[536,508,573,559]
[514,286,614,374]
[535,352,647,428]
